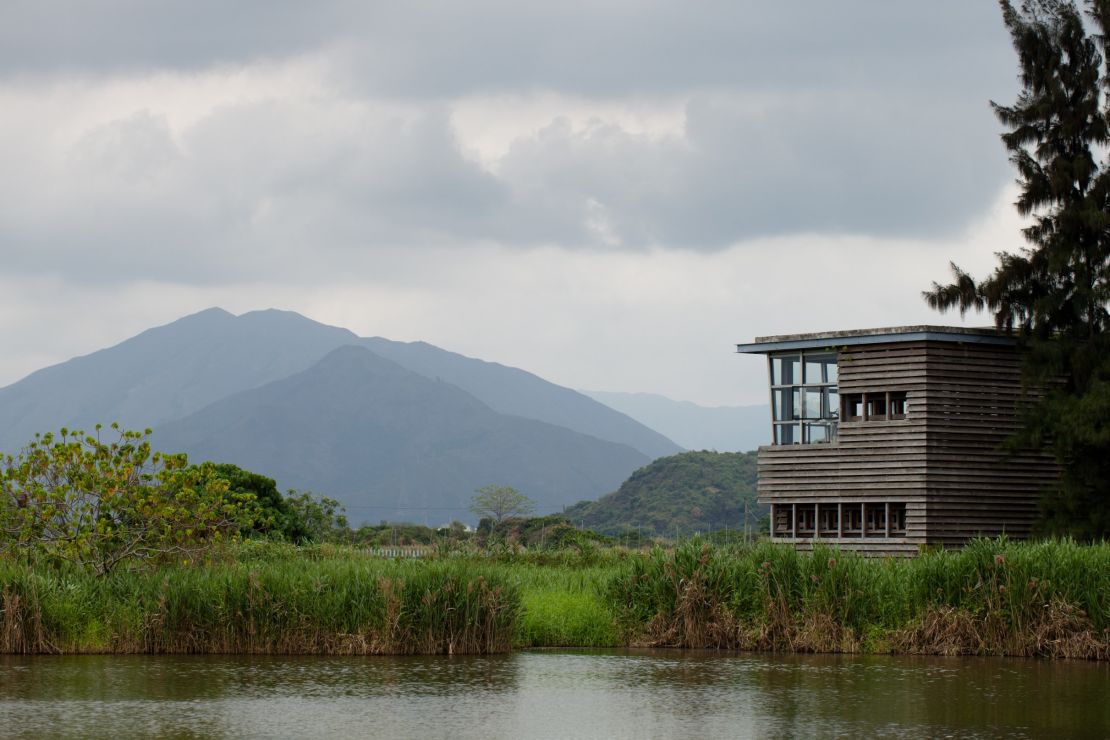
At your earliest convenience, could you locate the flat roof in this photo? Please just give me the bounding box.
[736,325,1015,354]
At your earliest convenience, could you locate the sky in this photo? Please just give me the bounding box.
[0,2,1029,406]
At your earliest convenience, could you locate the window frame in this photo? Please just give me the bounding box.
[768,350,839,445]
[840,390,910,423]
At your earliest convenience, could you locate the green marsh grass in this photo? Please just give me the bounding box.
[608,537,1110,658]
[0,542,518,655]
[3,537,1108,658]
[498,564,619,647]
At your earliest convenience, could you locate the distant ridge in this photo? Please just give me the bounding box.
[0,308,357,451]
[0,308,680,459]
[583,390,769,453]
[0,308,682,523]
[155,346,650,523]
[362,338,680,459]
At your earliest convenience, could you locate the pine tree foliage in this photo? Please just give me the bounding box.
[925,0,1110,537]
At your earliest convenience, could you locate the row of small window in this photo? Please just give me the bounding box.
[771,502,907,538]
[842,391,908,421]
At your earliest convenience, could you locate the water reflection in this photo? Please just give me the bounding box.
[0,651,1106,739]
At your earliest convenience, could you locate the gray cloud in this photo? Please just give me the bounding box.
[0,87,1009,283]
[0,1,1023,284]
[3,2,1012,99]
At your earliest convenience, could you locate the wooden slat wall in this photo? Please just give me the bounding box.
[759,343,930,555]
[919,342,1057,546]
[756,339,1058,555]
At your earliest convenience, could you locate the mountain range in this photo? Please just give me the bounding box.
[581,391,769,453]
[0,308,688,523]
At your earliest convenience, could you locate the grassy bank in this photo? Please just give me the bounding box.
[1,538,1108,658]
[0,544,518,655]
[610,538,1110,659]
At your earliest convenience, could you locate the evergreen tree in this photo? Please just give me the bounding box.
[925,0,1110,538]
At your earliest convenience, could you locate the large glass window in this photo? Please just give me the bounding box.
[769,350,838,444]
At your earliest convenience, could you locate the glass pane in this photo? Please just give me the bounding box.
[772,388,800,421]
[803,388,822,419]
[805,423,830,443]
[805,353,836,384]
[803,355,834,386]
[826,388,839,419]
[772,354,800,386]
[774,423,799,445]
[804,356,822,384]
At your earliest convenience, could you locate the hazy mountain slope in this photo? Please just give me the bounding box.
[582,391,769,452]
[0,308,357,452]
[154,346,651,525]
[565,450,764,537]
[0,307,679,460]
[361,338,681,459]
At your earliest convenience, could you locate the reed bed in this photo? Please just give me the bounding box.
[0,545,518,655]
[3,538,1108,658]
[608,538,1110,658]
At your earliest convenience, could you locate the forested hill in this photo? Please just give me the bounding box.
[565,451,764,537]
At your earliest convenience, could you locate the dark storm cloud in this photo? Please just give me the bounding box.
[0,1,1023,280]
[3,2,1011,100]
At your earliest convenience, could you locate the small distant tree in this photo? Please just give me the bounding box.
[283,489,349,543]
[469,485,535,523]
[203,463,298,540]
[199,464,351,544]
[0,426,250,574]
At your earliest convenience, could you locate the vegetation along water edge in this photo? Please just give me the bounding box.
[1,538,1107,659]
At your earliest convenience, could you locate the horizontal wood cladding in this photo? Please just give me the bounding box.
[759,342,929,506]
[756,338,1059,551]
[920,341,1056,544]
[780,539,922,557]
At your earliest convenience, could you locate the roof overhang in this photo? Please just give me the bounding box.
[736,325,1017,354]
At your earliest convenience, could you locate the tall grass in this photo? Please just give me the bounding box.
[495,563,619,647]
[4,538,1108,658]
[0,542,518,655]
[607,537,1110,658]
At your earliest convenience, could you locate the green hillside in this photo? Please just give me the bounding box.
[565,451,765,537]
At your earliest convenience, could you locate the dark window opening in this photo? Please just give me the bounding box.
[866,395,887,420]
[818,505,839,536]
[795,504,816,535]
[889,392,908,419]
[772,502,907,539]
[889,503,907,536]
[773,506,791,536]
[864,504,886,535]
[843,394,863,421]
[843,391,910,423]
[841,505,862,537]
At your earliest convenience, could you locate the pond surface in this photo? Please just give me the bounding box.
[1,650,1107,739]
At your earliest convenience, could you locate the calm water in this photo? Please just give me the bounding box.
[1,650,1107,739]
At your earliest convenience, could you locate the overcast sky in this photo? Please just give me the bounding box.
[0,2,1026,406]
